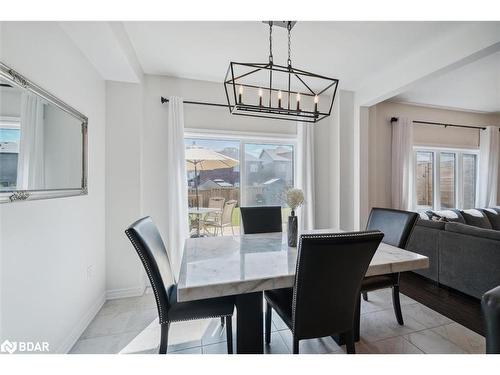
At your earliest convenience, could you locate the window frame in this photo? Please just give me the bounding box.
[413,146,479,211]
[184,129,297,207]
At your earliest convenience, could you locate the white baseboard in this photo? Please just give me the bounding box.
[58,292,106,354]
[105,285,146,300]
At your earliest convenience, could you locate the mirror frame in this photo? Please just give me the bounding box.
[0,61,88,204]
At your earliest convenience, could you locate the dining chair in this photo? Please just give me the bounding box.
[240,206,282,234]
[125,216,235,354]
[361,208,419,325]
[482,285,500,354]
[204,200,237,236]
[208,196,225,210]
[264,231,384,354]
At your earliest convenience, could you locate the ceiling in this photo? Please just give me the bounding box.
[122,21,468,91]
[391,50,500,113]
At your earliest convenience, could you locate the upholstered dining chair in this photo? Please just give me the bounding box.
[264,231,384,354]
[361,208,419,325]
[482,285,500,354]
[240,206,282,234]
[125,217,235,354]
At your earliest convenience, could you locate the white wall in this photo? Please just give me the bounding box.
[314,97,340,229]
[105,81,145,298]
[366,101,500,212]
[0,22,106,353]
[339,90,355,230]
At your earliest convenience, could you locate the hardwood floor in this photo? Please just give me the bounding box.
[400,272,484,336]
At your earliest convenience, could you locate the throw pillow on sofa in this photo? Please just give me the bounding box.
[484,208,500,230]
[426,209,466,223]
[460,209,493,230]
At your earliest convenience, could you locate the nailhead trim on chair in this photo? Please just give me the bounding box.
[125,229,166,324]
[291,230,382,335]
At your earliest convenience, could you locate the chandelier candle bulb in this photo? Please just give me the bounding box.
[238,85,243,104]
[278,90,282,108]
[296,92,301,111]
[259,88,263,107]
[314,95,319,113]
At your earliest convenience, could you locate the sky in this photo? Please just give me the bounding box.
[185,137,292,158]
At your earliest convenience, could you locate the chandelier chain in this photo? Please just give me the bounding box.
[287,22,292,67]
[268,22,273,64]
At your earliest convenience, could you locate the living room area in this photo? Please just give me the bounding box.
[2,3,500,373]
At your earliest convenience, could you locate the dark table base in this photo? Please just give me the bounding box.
[235,292,264,354]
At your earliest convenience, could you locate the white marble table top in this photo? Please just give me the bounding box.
[177,229,429,302]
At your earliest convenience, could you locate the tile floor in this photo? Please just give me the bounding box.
[70,289,485,354]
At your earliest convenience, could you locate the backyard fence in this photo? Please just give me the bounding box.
[188,187,240,207]
[188,186,279,207]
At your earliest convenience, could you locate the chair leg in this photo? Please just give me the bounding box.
[265,301,272,344]
[159,323,169,354]
[225,316,233,354]
[362,291,368,301]
[344,330,356,354]
[392,285,404,325]
[292,336,300,354]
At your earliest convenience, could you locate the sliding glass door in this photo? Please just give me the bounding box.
[184,135,295,236]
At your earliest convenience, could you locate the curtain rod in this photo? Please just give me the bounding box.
[161,96,229,108]
[390,117,489,131]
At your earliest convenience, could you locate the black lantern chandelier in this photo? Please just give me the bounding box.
[224,21,339,123]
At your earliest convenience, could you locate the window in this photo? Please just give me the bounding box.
[439,153,456,209]
[0,118,20,190]
[462,154,477,210]
[415,151,433,209]
[242,143,294,207]
[185,134,295,236]
[414,147,478,211]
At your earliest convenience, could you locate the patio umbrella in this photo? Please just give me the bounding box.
[185,146,239,210]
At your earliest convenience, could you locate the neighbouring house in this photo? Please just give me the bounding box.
[258,148,293,185]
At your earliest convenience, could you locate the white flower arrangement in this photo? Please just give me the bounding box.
[286,188,304,215]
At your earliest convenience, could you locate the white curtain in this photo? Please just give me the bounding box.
[297,121,315,230]
[165,97,189,278]
[478,126,499,207]
[391,117,414,210]
[16,93,45,190]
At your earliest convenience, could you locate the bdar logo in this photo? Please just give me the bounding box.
[1,340,17,354]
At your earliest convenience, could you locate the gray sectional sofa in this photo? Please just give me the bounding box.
[406,208,500,299]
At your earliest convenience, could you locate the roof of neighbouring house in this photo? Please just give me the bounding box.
[259,149,291,162]
[263,178,284,185]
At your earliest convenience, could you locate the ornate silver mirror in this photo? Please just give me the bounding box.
[0,61,87,203]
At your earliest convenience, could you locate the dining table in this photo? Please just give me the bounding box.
[188,207,221,237]
[177,229,429,354]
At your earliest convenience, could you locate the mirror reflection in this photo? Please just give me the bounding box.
[0,78,83,192]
